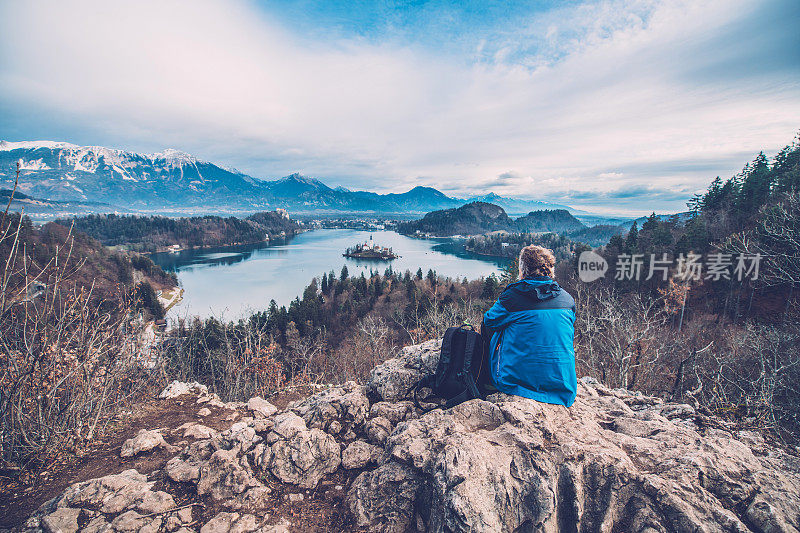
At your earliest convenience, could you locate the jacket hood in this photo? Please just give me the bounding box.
[506,277,561,301]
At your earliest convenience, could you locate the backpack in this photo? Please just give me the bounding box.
[413,324,492,411]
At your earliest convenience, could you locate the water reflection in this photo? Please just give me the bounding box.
[150,229,507,319]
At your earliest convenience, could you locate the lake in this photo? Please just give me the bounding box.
[150,229,508,319]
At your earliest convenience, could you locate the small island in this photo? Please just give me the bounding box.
[343,240,399,260]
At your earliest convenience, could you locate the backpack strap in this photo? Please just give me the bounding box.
[444,376,482,408]
[436,328,457,389]
[412,374,437,413]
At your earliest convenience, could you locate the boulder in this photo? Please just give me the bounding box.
[40,507,81,533]
[22,340,800,533]
[290,382,369,434]
[265,426,341,488]
[247,397,278,418]
[341,440,383,470]
[347,462,424,532]
[364,416,393,445]
[369,401,417,424]
[55,469,155,514]
[348,372,800,533]
[366,339,440,402]
[110,510,161,533]
[81,516,111,533]
[197,448,262,500]
[183,423,219,440]
[120,429,177,458]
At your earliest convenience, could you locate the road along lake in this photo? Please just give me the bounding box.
[150,229,509,319]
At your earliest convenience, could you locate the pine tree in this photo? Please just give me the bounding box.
[641,213,659,233]
[426,269,437,286]
[625,222,639,253]
[737,152,772,218]
[482,275,499,298]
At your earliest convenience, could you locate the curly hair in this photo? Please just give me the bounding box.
[518,245,556,280]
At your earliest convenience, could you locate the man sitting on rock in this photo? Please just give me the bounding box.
[483,244,577,407]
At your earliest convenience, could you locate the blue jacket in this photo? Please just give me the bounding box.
[483,277,577,407]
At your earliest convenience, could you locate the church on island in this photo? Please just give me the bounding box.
[343,236,399,260]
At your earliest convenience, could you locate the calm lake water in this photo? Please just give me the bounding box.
[150,229,508,319]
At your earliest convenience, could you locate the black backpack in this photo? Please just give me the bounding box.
[413,324,492,410]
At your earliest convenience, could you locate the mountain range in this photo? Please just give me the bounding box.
[0,141,579,215]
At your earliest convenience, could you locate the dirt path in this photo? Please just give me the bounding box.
[0,395,234,530]
[0,386,330,531]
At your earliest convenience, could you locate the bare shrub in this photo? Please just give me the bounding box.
[0,211,160,473]
[162,315,286,402]
[677,321,800,438]
[573,283,670,390]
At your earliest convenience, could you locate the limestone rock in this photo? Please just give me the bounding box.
[177,506,193,523]
[290,382,369,434]
[120,429,177,458]
[347,462,424,532]
[40,507,81,533]
[350,387,800,533]
[219,421,262,454]
[365,416,393,445]
[247,397,278,418]
[341,440,383,469]
[136,490,176,514]
[201,512,258,533]
[183,423,218,440]
[55,469,153,514]
[197,448,262,500]
[255,518,291,533]
[198,407,212,417]
[266,426,341,488]
[266,412,307,443]
[22,340,800,533]
[81,516,111,533]
[160,380,208,399]
[369,400,417,424]
[110,510,161,533]
[366,339,440,402]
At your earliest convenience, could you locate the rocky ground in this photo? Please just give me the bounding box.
[8,339,800,532]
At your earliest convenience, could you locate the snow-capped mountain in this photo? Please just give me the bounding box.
[0,141,577,215]
[0,140,265,209]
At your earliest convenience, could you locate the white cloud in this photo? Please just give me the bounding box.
[1,0,798,215]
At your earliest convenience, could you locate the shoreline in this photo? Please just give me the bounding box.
[141,229,308,254]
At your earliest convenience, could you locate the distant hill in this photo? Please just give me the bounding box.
[0,141,578,215]
[468,192,585,215]
[398,202,601,238]
[397,202,513,236]
[59,210,301,253]
[623,211,692,230]
[514,209,585,233]
[1,212,176,318]
[567,224,625,246]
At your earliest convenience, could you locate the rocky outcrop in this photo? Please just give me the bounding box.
[22,339,800,533]
[350,342,800,532]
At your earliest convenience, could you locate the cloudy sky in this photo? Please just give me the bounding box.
[1,0,798,215]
